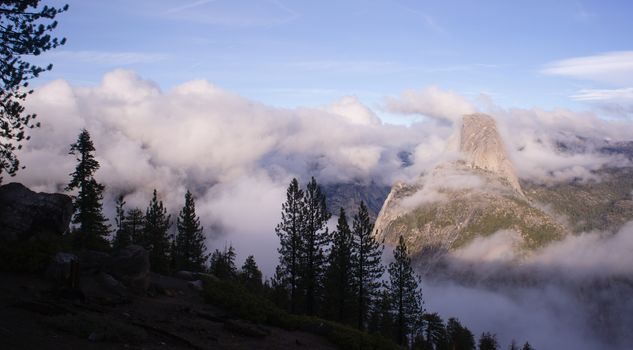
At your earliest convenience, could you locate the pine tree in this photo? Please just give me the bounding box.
[144,189,172,274]
[122,208,145,244]
[65,129,110,251]
[388,235,424,346]
[419,312,447,350]
[275,178,305,313]
[267,265,290,311]
[509,340,519,350]
[209,244,237,280]
[368,288,394,339]
[0,1,67,181]
[174,190,208,272]
[351,201,384,330]
[112,195,131,251]
[239,255,263,290]
[300,176,331,316]
[478,332,499,350]
[323,207,355,324]
[447,318,476,350]
[521,342,534,350]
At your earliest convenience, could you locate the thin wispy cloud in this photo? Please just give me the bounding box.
[164,0,217,15]
[288,60,406,74]
[571,87,633,101]
[161,0,299,27]
[542,51,633,85]
[46,50,169,66]
[425,63,502,73]
[394,2,446,35]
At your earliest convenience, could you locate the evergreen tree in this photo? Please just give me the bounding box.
[351,201,384,330]
[446,318,476,350]
[368,288,394,339]
[300,176,331,316]
[478,332,499,350]
[420,312,448,350]
[275,178,305,313]
[209,244,237,280]
[509,340,519,350]
[239,255,263,290]
[112,195,131,251]
[388,235,424,346]
[0,1,67,181]
[267,265,290,311]
[322,207,355,324]
[174,190,208,272]
[65,129,110,251]
[122,208,145,244]
[144,189,172,274]
[521,342,534,350]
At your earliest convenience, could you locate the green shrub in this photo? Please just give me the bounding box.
[202,277,402,350]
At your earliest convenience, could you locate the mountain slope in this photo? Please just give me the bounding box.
[374,113,633,261]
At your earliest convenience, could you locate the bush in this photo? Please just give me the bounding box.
[202,277,402,350]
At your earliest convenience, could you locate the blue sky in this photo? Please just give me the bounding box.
[38,0,633,120]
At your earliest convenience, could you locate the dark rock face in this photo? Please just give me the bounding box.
[76,245,150,295]
[0,182,73,241]
[108,245,150,294]
[46,252,80,289]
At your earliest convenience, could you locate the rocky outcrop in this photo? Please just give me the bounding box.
[374,114,567,262]
[0,182,73,241]
[46,252,80,289]
[108,245,150,294]
[460,114,522,195]
[78,245,151,295]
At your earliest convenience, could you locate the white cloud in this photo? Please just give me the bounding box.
[384,86,476,122]
[14,70,451,272]
[323,95,381,126]
[571,87,633,101]
[542,51,633,85]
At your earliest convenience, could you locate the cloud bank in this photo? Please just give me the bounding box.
[10,69,633,349]
[13,69,633,265]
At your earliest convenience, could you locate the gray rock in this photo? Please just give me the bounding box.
[174,270,195,281]
[187,280,203,291]
[99,272,128,297]
[460,113,523,195]
[108,245,150,294]
[78,250,110,272]
[0,182,73,242]
[46,252,80,289]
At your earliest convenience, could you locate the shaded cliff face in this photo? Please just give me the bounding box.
[374,114,633,262]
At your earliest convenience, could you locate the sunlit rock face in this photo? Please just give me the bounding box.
[460,113,523,196]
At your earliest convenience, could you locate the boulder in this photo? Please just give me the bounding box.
[108,245,150,294]
[174,270,195,281]
[99,272,128,297]
[0,182,73,242]
[46,252,80,289]
[78,250,110,273]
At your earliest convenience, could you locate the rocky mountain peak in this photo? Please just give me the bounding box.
[460,113,523,195]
